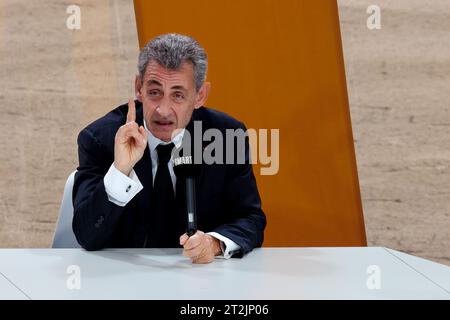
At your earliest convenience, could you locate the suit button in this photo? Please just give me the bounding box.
[95,216,104,228]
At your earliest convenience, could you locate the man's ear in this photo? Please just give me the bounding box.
[194,81,211,109]
[135,75,143,102]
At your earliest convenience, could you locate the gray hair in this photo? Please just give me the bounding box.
[138,33,208,91]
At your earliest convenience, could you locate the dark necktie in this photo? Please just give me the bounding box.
[147,142,176,247]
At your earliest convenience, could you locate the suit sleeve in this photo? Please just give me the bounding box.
[72,127,127,251]
[211,124,267,258]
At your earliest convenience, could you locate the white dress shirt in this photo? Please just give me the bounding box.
[103,120,241,259]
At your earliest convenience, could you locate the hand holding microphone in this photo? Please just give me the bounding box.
[179,231,222,264]
[173,151,221,263]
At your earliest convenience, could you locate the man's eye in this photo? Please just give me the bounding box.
[174,93,184,100]
[148,90,160,96]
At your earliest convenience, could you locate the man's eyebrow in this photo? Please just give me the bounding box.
[146,79,162,86]
[171,85,187,92]
[146,80,187,92]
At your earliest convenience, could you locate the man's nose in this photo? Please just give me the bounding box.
[156,98,172,117]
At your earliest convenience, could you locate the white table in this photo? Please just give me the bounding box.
[385,248,450,293]
[0,247,448,300]
[0,271,29,300]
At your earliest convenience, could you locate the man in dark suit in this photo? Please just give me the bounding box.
[72,33,266,264]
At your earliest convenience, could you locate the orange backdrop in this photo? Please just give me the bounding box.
[133,0,367,247]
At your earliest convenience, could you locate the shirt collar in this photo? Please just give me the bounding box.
[143,119,185,152]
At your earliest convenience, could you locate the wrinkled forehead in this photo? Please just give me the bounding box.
[142,60,195,89]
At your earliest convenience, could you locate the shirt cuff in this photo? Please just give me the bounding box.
[207,232,241,259]
[103,163,143,207]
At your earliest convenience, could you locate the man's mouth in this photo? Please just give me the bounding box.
[153,120,174,128]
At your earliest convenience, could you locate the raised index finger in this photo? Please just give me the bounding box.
[126,98,136,123]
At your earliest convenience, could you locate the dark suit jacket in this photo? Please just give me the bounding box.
[72,101,266,257]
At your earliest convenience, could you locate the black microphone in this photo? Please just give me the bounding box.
[173,154,201,236]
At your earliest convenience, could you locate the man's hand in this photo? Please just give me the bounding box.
[179,231,222,264]
[113,98,148,176]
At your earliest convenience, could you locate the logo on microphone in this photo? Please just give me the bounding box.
[173,156,193,166]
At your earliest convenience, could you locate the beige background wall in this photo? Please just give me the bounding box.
[339,0,450,265]
[0,0,448,265]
